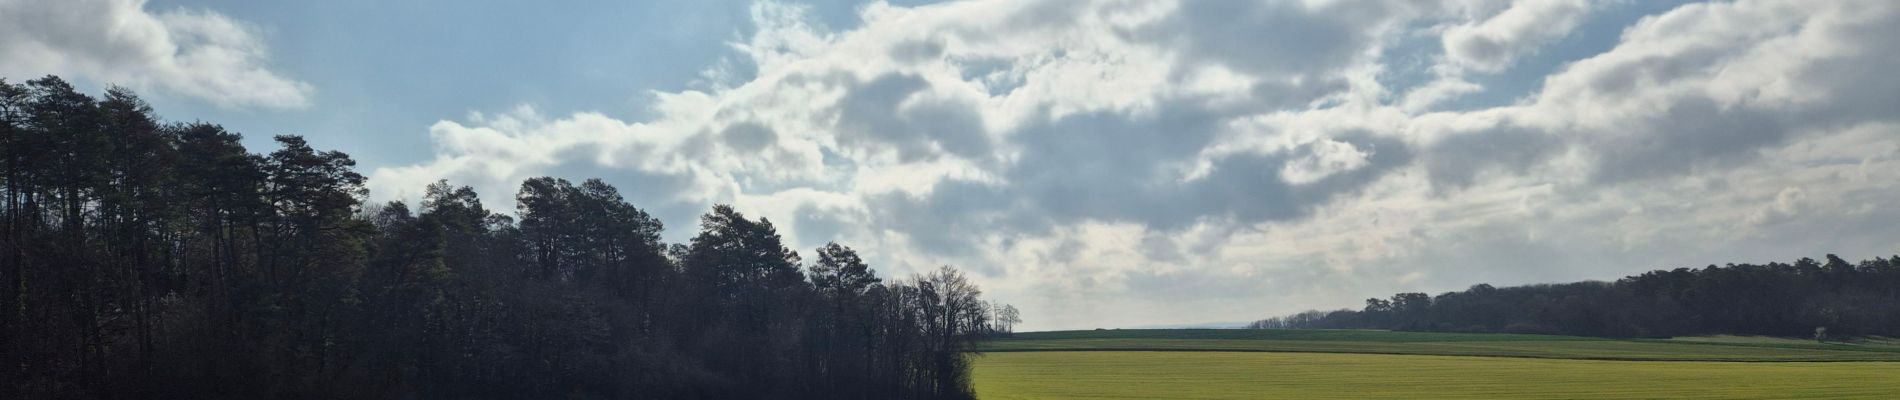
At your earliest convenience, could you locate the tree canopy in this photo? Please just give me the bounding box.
[1250,254,1900,339]
[0,76,1018,399]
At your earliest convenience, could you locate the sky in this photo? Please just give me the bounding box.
[3,0,1898,331]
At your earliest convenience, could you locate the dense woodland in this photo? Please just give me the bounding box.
[1250,255,1900,338]
[0,76,1021,399]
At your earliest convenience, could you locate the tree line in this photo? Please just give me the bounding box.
[0,76,1020,399]
[1249,255,1900,339]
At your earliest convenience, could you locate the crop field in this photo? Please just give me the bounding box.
[971,330,1900,399]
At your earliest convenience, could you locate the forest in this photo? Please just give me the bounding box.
[0,76,1020,399]
[1250,254,1900,338]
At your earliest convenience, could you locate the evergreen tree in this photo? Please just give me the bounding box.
[0,77,1003,399]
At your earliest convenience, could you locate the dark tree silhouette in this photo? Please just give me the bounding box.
[1250,255,1900,339]
[0,77,1009,399]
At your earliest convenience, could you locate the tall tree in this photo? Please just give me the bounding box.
[96,86,173,381]
[0,76,1005,399]
[682,204,809,397]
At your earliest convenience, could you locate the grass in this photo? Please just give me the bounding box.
[978,329,1900,361]
[996,328,1595,342]
[972,351,1900,399]
[1661,335,1900,351]
[970,329,1900,399]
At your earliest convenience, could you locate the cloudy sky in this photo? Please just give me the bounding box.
[6,0,1898,330]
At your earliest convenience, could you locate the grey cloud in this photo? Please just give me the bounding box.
[1450,37,1508,68]
[1586,5,1899,184]
[1792,10,1900,127]
[1417,1,1900,188]
[1577,48,1720,99]
[1140,231,1186,264]
[871,100,1413,258]
[1587,98,1786,183]
[867,179,1015,260]
[1424,124,1566,191]
[720,121,779,154]
[1182,132,1411,226]
[905,96,990,158]
[832,73,992,163]
[1006,105,1232,229]
[1441,0,1591,71]
[1246,77,1352,111]
[1129,0,1401,79]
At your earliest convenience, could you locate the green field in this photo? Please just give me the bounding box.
[972,330,1900,399]
[978,329,1900,361]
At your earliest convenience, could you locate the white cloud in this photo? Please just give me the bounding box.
[1745,187,1807,227]
[1441,0,1593,72]
[1280,138,1373,185]
[370,0,1900,330]
[0,0,311,109]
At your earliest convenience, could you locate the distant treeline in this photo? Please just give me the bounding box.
[0,76,1021,399]
[1250,255,1900,338]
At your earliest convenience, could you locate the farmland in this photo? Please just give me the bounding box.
[971,330,1900,399]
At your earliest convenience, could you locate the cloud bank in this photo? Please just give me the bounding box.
[0,0,311,109]
[369,0,1900,330]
